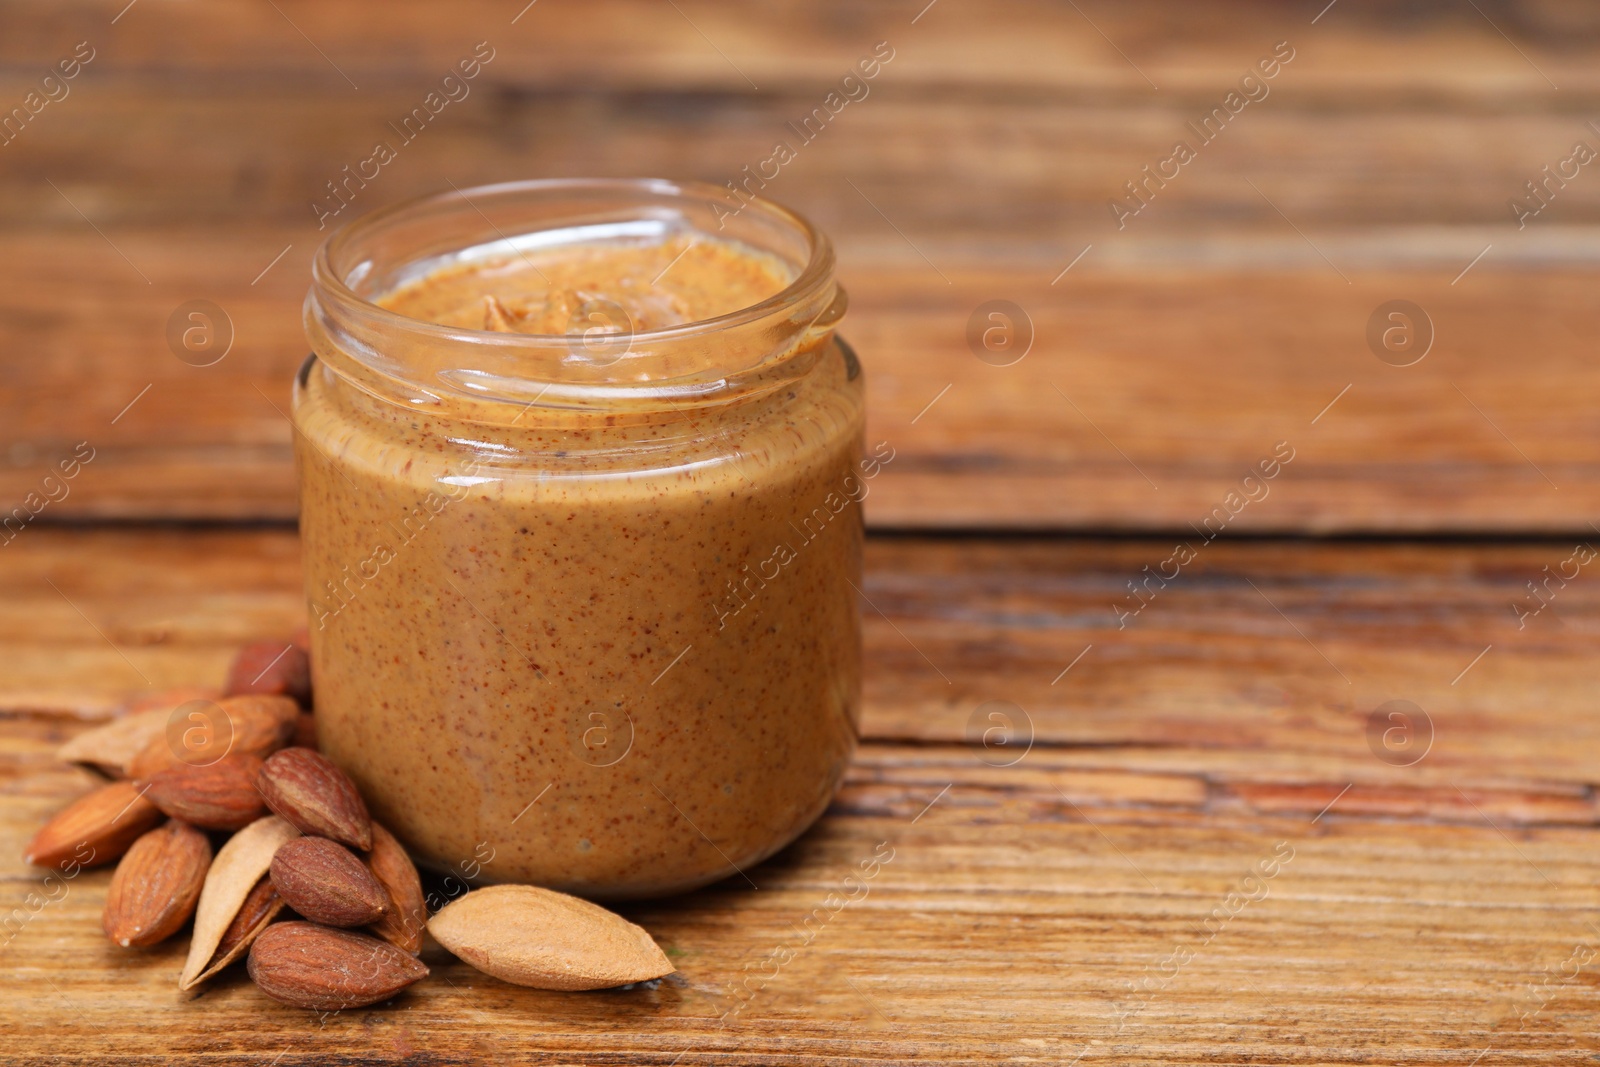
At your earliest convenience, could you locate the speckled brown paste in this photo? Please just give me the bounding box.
[294,232,864,900]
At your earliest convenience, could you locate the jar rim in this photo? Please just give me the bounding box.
[311,177,837,350]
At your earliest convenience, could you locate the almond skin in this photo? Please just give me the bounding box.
[102,820,211,948]
[365,822,426,955]
[126,695,297,780]
[24,780,164,870]
[181,815,300,991]
[144,754,266,831]
[225,641,311,706]
[428,884,675,990]
[212,875,283,967]
[256,748,371,851]
[270,836,389,927]
[56,708,170,778]
[248,922,427,1011]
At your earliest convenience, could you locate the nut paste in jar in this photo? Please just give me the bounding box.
[294,179,870,899]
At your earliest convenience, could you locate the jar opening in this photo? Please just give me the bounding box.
[307,179,845,414]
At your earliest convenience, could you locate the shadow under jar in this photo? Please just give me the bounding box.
[294,179,864,900]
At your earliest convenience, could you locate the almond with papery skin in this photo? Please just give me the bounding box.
[144,754,265,830]
[24,780,164,870]
[102,820,211,947]
[181,815,300,991]
[270,836,388,927]
[126,695,297,780]
[248,922,427,1010]
[256,747,370,850]
[225,641,311,706]
[428,884,674,990]
[211,875,284,968]
[365,822,425,954]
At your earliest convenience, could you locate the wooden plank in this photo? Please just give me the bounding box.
[4,528,1598,794]
[2,528,1599,1062]
[2,243,1599,530]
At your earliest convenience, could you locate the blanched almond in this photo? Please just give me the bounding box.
[428,884,674,991]
[56,708,169,778]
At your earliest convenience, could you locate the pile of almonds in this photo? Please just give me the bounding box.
[26,638,674,1010]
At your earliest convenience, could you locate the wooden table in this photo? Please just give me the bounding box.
[4,2,1599,1062]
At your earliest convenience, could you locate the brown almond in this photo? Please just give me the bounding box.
[102,820,211,948]
[126,695,297,780]
[248,922,427,1011]
[144,754,265,831]
[24,780,164,870]
[256,747,371,851]
[365,822,426,955]
[225,641,311,706]
[428,884,674,990]
[289,711,317,750]
[56,708,169,778]
[212,875,284,967]
[270,836,388,927]
[181,815,300,991]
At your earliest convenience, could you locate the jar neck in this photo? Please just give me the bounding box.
[302,178,845,430]
[304,277,845,434]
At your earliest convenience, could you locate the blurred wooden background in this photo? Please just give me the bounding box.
[2,0,1599,530]
[4,2,1600,1064]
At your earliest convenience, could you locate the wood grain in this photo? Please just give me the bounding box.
[2,1,1598,529]
[3,527,1598,1062]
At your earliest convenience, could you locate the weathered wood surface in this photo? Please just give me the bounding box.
[2,0,1598,529]
[3,528,1598,1064]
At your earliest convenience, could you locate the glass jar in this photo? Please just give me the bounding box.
[294,179,864,900]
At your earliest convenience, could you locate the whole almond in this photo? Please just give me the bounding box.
[428,884,674,990]
[256,748,371,851]
[290,711,317,750]
[270,836,388,927]
[248,922,427,1011]
[102,820,211,948]
[145,754,265,831]
[212,875,284,968]
[181,815,300,991]
[225,641,312,706]
[126,695,297,781]
[24,780,164,870]
[365,822,426,955]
